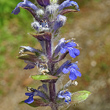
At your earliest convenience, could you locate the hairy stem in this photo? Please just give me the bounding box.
[45,34,58,110]
[49,82,58,110]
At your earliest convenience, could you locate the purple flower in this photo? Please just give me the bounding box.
[58,90,72,104]
[53,15,66,31]
[60,42,80,58]
[24,92,34,104]
[59,0,80,11]
[36,0,50,7]
[56,60,71,76]
[12,0,38,15]
[62,62,81,80]
[57,38,80,58]
[54,38,80,59]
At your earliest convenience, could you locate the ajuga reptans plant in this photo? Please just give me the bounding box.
[12,0,91,110]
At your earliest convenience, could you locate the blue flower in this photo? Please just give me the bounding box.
[24,92,34,104]
[54,38,80,58]
[60,38,80,58]
[24,88,48,104]
[58,90,72,104]
[12,0,38,15]
[62,62,81,80]
[59,0,80,11]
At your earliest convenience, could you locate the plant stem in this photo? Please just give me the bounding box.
[49,82,58,110]
[46,34,58,110]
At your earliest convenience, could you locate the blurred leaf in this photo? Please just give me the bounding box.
[20,99,49,107]
[31,74,58,80]
[71,90,91,104]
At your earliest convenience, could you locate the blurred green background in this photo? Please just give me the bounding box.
[0,0,110,110]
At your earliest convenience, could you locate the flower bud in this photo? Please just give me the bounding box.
[31,21,41,31]
[50,0,58,4]
[36,9,44,18]
[45,4,59,15]
[36,0,50,7]
[53,14,67,31]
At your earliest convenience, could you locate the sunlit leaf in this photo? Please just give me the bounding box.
[71,90,91,104]
[31,74,58,80]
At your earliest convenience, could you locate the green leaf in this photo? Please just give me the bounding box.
[20,99,49,107]
[71,90,91,104]
[31,74,58,80]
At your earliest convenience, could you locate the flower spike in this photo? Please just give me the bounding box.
[11,0,87,108]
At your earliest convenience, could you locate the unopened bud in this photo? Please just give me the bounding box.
[36,9,44,18]
[50,0,58,4]
[45,4,59,15]
[72,80,78,86]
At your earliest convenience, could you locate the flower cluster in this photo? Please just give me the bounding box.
[54,38,80,58]
[58,90,72,104]
[12,0,82,109]
[62,61,81,80]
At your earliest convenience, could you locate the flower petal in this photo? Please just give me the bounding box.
[56,60,71,75]
[65,96,71,104]
[24,96,34,104]
[69,71,77,80]
[12,2,22,14]
[74,48,80,56]
[71,63,79,69]
[65,41,77,47]
[68,47,76,58]
[75,70,81,77]
[25,92,33,96]
[60,47,67,54]
[62,68,69,74]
